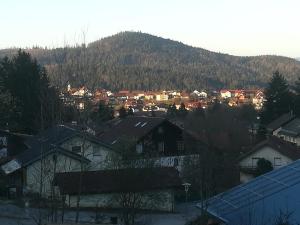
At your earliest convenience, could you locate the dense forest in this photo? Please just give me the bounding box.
[1,31,300,91]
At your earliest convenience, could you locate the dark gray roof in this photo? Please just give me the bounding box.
[238,136,300,161]
[98,116,179,147]
[266,113,295,132]
[54,167,182,195]
[278,118,300,137]
[4,124,112,170]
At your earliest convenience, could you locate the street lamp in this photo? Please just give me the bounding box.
[182,182,191,202]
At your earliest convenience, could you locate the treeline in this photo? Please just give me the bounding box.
[1,32,300,91]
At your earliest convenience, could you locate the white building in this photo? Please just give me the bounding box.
[54,167,181,212]
[238,136,300,183]
[1,125,116,196]
[220,90,231,99]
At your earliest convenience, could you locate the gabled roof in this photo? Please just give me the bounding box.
[1,124,111,174]
[54,167,182,195]
[98,116,180,147]
[266,113,295,132]
[278,118,300,137]
[199,159,300,225]
[25,124,112,149]
[238,136,300,161]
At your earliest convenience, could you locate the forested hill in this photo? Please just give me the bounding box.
[1,31,300,91]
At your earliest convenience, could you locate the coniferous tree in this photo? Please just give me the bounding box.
[0,50,60,133]
[119,106,127,119]
[127,106,134,116]
[294,77,300,116]
[96,100,114,123]
[167,103,177,118]
[260,71,293,126]
[177,102,188,118]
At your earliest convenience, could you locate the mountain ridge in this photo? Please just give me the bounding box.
[0,31,300,91]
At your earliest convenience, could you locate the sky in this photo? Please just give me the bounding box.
[1,0,300,58]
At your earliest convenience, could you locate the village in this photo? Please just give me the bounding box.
[61,84,265,114]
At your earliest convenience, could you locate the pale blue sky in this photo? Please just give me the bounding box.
[1,0,300,57]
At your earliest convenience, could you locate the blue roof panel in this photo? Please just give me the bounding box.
[200,160,300,225]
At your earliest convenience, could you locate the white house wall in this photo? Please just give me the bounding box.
[26,152,82,196]
[60,136,116,170]
[239,146,293,169]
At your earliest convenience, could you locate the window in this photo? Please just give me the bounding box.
[251,157,261,168]
[177,141,184,151]
[136,143,143,154]
[93,146,102,156]
[72,146,81,154]
[141,122,148,127]
[158,142,165,153]
[274,157,282,167]
[135,122,141,127]
[174,158,179,167]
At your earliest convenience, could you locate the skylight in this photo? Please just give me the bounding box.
[135,122,141,127]
[141,122,148,127]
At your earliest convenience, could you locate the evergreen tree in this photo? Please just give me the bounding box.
[127,106,134,116]
[119,106,127,119]
[256,158,273,176]
[260,71,293,126]
[177,102,188,118]
[96,100,114,123]
[294,76,300,116]
[192,105,205,118]
[167,103,177,117]
[0,50,60,133]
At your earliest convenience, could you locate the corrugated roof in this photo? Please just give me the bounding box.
[54,167,182,195]
[199,159,300,225]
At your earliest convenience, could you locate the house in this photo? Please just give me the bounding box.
[144,91,155,100]
[198,159,300,225]
[180,92,190,100]
[131,91,145,100]
[266,112,295,135]
[238,136,300,183]
[0,130,28,159]
[191,90,207,99]
[1,124,115,196]
[275,118,300,145]
[54,167,181,212]
[72,86,92,97]
[220,90,231,99]
[251,90,264,110]
[98,116,185,157]
[155,92,169,101]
